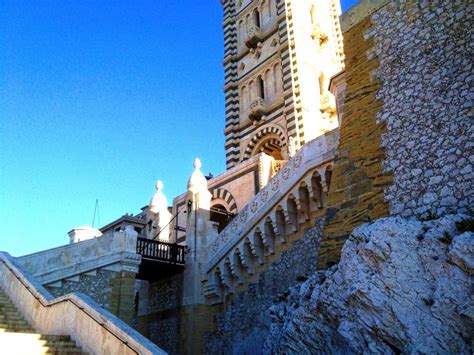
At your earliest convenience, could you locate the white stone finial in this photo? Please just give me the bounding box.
[194,158,202,171]
[150,179,168,214]
[187,157,208,193]
[155,180,163,191]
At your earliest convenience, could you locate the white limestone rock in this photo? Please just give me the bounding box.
[264,215,473,354]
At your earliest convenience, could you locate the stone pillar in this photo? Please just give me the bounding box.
[108,225,141,325]
[182,158,212,306]
[148,180,172,241]
[180,158,215,354]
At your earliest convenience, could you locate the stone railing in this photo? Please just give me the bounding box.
[203,130,339,301]
[17,231,141,286]
[245,25,263,48]
[250,97,265,110]
[0,252,165,355]
[249,98,267,123]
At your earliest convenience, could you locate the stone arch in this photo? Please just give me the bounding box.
[286,193,299,233]
[275,206,287,243]
[298,182,311,222]
[264,68,273,99]
[263,216,276,255]
[211,188,237,233]
[211,188,238,215]
[310,4,317,26]
[213,267,224,298]
[273,61,283,94]
[253,7,261,27]
[257,75,265,99]
[241,125,287,162]
[324,164,333,192]
[311,170,324,208]
[241,85,248,112]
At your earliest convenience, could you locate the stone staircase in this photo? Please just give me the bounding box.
[0,289,86,354]
[203,131,339,302]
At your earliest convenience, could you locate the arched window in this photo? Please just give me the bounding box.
[238,20,244,45]
[246,14,251,31]
[310,5,317,26]
[210,204,232,233]
[273,62,282,94]
[319,73,325,96]
[261,0,267,24]
[241,86,248,111]
[253,8,261,28]
[265,69,273,98]
[257,76,265,99]
[249,80,256,101]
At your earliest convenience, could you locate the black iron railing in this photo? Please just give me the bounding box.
[136,237,185,264]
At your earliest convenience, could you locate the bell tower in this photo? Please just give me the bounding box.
[221,0,344,169]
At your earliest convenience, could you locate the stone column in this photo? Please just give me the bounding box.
[182,158,212,305]
[180,158,215,355]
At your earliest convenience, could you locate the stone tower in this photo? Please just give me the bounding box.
[221,0,344,169]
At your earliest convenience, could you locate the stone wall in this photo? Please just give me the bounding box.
[135,273,183,355]
[318,1,391,269]
[46,269,137,325]
[46,270,114,309]
[203,221,323,354]
[148,274,183,314]
[319,0,473,268]
[371,0,473,218]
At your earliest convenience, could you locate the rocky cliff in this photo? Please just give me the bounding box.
[263,215,473,354]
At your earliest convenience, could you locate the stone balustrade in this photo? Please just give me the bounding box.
[249,97,267,123]
[245,25,263,48]
[203,130,339,302]
[16,231,141,286]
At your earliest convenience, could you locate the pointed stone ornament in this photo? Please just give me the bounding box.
[187,158,209,194]
[183,157,213,306]
[148,180,172,241]
[150,180,168,214]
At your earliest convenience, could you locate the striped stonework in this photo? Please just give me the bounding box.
[222,0,240,169]
[241,125,287,161]
[221,0,344,169]
[222,0,291,170]
[280,0,302,146]
[211,188,238,214]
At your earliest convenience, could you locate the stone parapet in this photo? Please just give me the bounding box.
[17,231,141,285]
[0,252,165,355]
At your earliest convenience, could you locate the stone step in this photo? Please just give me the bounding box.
[0,327,35,333]
[0,320,29,327]
[0,332,84,354]
[0,306,21,313]
[0,291,86,354]
[0,314,25,322]
[0,326,32,332]
[42,346,83,352]
[40,335,74,342]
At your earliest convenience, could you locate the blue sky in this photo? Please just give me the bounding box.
[0,0,359,256]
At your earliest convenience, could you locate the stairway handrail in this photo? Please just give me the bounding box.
[0,252,166,355]
[206,130,339,273]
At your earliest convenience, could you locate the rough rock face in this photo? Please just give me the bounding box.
[264,215,473,354]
